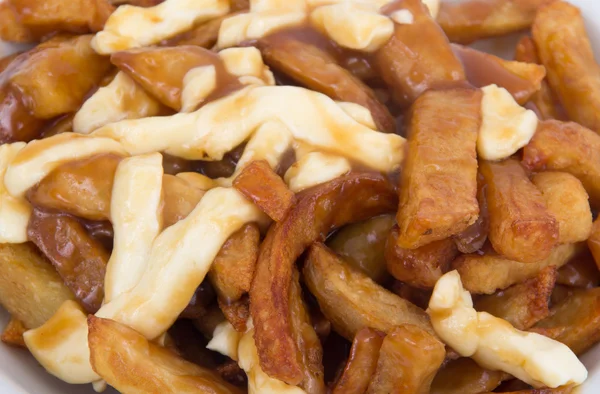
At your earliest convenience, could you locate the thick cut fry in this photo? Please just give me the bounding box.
[532,172,592,244]
[366,324,444,394]
[531,288,600,355]
[438,0,551,44]
[452,44,546,105]
[453,242,580,294]
[1,318,27,347]
[533,1,600,133]
[0,2,36,42]
[474,266,556,330]
[250,173,397,386]
[391,282,431,311]
[397,88,480,249]
[557,252,600,288]
[375,0,465,107]
[453,175,488,253]
[0,243,74,329]
[522,120,600,207]
[328,214,394,284]
[431,358,508,394]
[28,209,110,314]
[480,159,558,263]
[589,217,600,271]
[304,243,433,342]
[332,328,384,394]
[218,298,249,333]
[233,160,296,221]
[88,316,243,394]
[386,227,458,289]
[162,174,205,228]
[258,33,395,133]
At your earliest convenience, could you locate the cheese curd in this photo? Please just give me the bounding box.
[427,270,588,389]
[0,143,30,243]
[284,152,351,192]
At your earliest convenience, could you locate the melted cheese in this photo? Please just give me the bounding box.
[0,143,31,243]
[285,152,351,192]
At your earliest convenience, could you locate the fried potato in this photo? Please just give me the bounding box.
[250,172,397,385]
[532,172,592,244]
[0,2,36,42]
[304,243,433,342]
[474,266,556,330]
[28,209,109,313]
[386,227,458,289]
[218,298,249,333]
[109,0,164,6]
[233,160,296,221]
[530,288,600,355]
[215,360,247,388]
[452,44,546,105]
[193,304,226,339]
[257,33,395,133]
[589,217,600,271]
[533,1,600,133]
[375,0,465,107]
[437,0,551,44]
[396,88,480,249]
[165,13,231,48]
[1,318,27,347]
[332,328,384,394]
[480,159,558,263]
[0,243,75,329]
[366,324,444,394]
[556,251,600,288]
[162,174,205,228]
[328,214,394,284]
[430,358,508,394]
[453,242,581,294]
[0,53,19,74]
[481,387,574,394]
[522,120,600,207]
[453,174,488,253]
[390,282,431,311]
[88,316,244,394]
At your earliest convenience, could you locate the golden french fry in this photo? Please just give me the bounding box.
[430,357,508,394]
[474,266,556,330]
[533,1,600,133]
[165,13,231,48]
[332,328,384,394]
[0,243,75,329]
[1,317,27,347]
[588,217,600,270]
[304,243,433,342]
[162,174,205,228]
[390,282,431,311]
[453,173,488,254]
[453,243,581,294]
[88,316,244,394]
[481,159,558,263]
[557,251,600,288]
[218,297,249,333]
[0,53,19,73]
[0,2,36,42]
[366,324,444,394]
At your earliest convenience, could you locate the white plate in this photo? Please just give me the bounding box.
[1,0,600,392]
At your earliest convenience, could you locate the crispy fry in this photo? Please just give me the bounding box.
[431,358,508,394]
[480,159,558,263]
[386,227,458,289]
[375,0,465,107]
[366,324,444,394]
[452,44,546,105]
[258,33,395,133]
[328,214,394,284]
[162,174,205,228]
[453,243,581,294]
[0,243,75,329]
[396,88,480,249]
[453,174,488,253]
[532,172,592,244]
[474,266,556,330]
[530,288,600,355]
[438,0,551,44]
[522,120,600,207]
[233,160,296,221]
[533,1,600,133]
[0,53,19,74]
[1,318,27,347]
[556,251,600,288]
[88,316,244,394]
[250,173,397,385]
[304,243,433,341]
[0,2,36,42]
[332,328,384,394]
[390,282,431,311]
[28,209,110,313]
[589,217,600,271]
[218,298,249,333]
[165,13,230,48]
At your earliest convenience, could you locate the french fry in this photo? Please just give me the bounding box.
[215,360,247,387]
[557,251,600,288]
[165,13,231,49]
[588,217,600,270]
[430,357,508,394]
[192,304,226,339]
[331,328,384,394]
[162,174,205,228]
[522,120,600,208]
[257,34,396,133]
[437,0,551,44]
[551,285,575,307]
[453,243,581,294]
[0,2,36,42]
[233,160,296,221]
[88,316,244,394]
[386,227,458,289]
[480,159,558,263]
[390,282,431,311]
[474,266,556,330]
[0,53,19,73]
[375,0,465,107]
[530,288,600,355]
[218,298,249,333]
[452,44,546,105]
[304,243,433,341]
[396,88,480,249]
[250,172,397,385]
[366,324,444,394]
[532,172,592,244]
[533,1,600,133]
[328,214,395,284]
[1,318,27,347]
[453,174,488,253]
[0,243,75,329]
